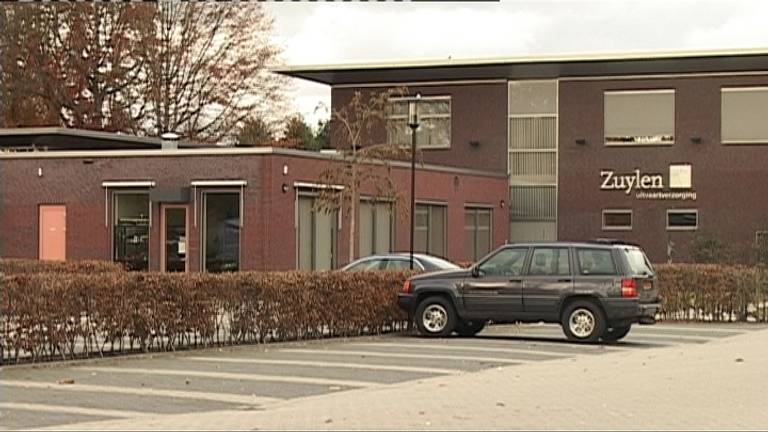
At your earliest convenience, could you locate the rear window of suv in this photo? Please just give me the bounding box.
[622,247,655,276]
[576,248,617,276]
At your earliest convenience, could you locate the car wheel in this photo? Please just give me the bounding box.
[414,296,456,337]
[561,300,606,343]
[455,320,486,337]
[602,325,632,342]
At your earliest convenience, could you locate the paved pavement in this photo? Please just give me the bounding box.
[1,323,765,430]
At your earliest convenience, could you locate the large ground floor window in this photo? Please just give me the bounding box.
[415,203,447,258]
[297,194,338,270]
[359,199,393,257]
[465,207,492,261]
[113,192,150,271]
[202,191,241,272]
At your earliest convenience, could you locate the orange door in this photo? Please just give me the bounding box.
[39,205,66,261]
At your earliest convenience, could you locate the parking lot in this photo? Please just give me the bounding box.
[1,323,761,430]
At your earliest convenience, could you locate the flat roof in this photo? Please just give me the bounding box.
[274,47,768,85]
[0,127,214,151]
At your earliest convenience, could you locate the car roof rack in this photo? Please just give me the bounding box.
[587,238,641,247]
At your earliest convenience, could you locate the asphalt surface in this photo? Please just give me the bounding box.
[1,322,763,430]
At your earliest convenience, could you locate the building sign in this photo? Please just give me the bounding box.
[600,164,696,201]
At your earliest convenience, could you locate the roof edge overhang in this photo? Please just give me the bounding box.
[273,47,768,86]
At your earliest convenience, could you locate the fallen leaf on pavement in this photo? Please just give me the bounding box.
[57,379,75,385]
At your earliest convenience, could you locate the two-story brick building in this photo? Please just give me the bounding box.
[278,48,768,263]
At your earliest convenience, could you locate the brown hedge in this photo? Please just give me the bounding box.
[0,259,125,275]
[0,270,412,364]
[655,264,768,322]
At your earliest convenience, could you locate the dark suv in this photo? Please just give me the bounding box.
[398,241,661,343]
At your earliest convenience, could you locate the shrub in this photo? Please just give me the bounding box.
[0,259,125,275]
[0,270,412,363]
[656,264,768,322]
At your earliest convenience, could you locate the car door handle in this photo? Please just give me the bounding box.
[558,278,572,283]
[509,279,522,283]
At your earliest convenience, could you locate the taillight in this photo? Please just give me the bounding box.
[402,280,413,294]
[621,278,637,298]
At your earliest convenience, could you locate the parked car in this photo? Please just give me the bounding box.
[341,253,461,272]
[397,241,661,343]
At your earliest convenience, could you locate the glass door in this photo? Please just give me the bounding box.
[162,206,188,272]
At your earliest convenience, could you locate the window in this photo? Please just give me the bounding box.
[604,90,675,145]
[576,248,618,276]
[465,207,492,261]
[383,259,413,271]
[478,247,528,277]
[359,200,393,257]
[202,192,241,272]
[346,259,383,272]
[602,209,633,231]
[297,194,338,270]
[387,96,451,149]
[721,87,768,144]
[414,203,447,257]
[667,209,698,231]
[508,80,558,243]
[623,247,654,276]
[528,248,571,276]
[113,192,150,271]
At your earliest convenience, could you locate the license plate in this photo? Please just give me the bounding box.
[643,281,653,290]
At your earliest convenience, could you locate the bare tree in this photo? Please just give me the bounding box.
[314,87,421,263]
[1,3,152,130]
[139,3,286,143]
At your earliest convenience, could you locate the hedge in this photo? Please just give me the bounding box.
[655,264,768,322]
[0,270,411,364]
[0,259,125,275]
[2,260,767,364]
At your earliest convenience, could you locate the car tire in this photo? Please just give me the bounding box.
[561,299,606,343]
[455,320,486,337]
[601,325,632,342]
[414,296,456,337]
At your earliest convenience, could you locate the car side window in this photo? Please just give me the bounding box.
[347,259,383,271]
[478,248,528,277]
[576,248,617,276]
[528,248,571,276]
[384,259,412,270]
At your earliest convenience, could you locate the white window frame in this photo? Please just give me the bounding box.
[201,189,243,272]
[387,95,452,149]
[666,209,698,231]
[110,190,152,269]
[604,89,675,147]
[721,87,768,145]
[414,201,448,257]
[464,205,494,261]
[359,197,395,257]
[602,209,633,231]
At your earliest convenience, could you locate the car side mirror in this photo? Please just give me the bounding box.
[471,265,484,278]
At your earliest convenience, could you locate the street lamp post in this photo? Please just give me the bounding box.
[407,92,421,270]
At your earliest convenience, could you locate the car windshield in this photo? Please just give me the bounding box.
[623,247,654,276]
[418,256,461,271]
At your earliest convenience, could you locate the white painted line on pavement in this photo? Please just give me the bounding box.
[78,366,378,389]
[636,325,747,334]
[185,357,462,375]
[284,348,534,364]
[357,342,575,357]
[0,402,147,419]
[0,380,280,406]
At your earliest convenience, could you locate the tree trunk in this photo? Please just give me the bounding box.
[348,164,357,263]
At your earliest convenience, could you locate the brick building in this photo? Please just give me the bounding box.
[278,48,768,263]
[3,48,768,268]
[0,128,507,271]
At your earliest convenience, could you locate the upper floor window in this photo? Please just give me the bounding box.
[721,87,768,144]
[604,90,675,146]
[387,96,451,149]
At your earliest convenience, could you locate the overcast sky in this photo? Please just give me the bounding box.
[264,0,768,127]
